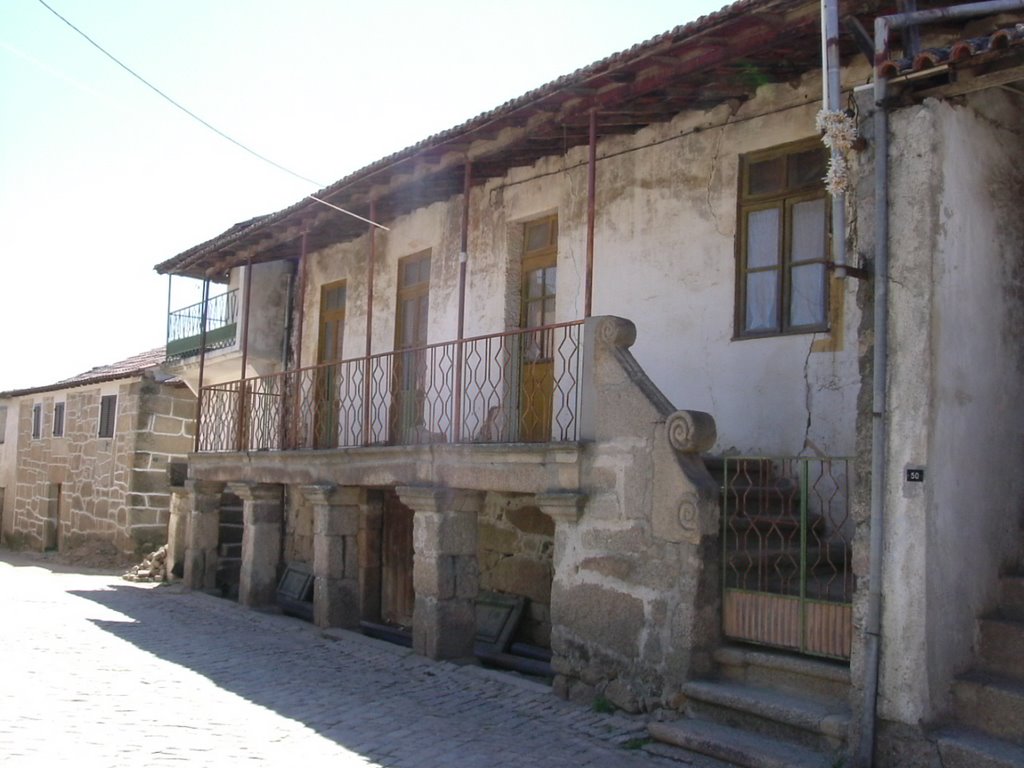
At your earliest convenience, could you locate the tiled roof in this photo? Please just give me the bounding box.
[155,0,880,279]
[879,22,1024,78]
[0,347,172,398]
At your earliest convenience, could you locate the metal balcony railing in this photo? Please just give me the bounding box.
[166,289,239,358]
[197,320,584,452]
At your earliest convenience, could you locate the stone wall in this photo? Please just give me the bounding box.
[283,486,315,566]
[7,376,195,555]
[478,493,555,647]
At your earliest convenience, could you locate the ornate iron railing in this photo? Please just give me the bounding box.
[720,456,854,660]
[197,320,584,452]
[167,289,239,358]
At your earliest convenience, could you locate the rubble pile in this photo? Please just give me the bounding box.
[122,545,169,582]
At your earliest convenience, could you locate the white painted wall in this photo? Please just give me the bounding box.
[0,395,19,538]
[878,90,1024,725]
[250,68,865,460]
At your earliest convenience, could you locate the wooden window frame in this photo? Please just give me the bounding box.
[735,139,830,339]
[52,402,65,438]
[98,395,117,438]
[31,404,42,439]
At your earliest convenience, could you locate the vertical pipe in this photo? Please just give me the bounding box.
[165,275,173,350]
[857,16,891,767]
[454,162,471,441]
[237,258,254,451]
[363,201,376,446]
[292,232,309,448]
[194,278,211,452]
[585,109,597,318]
[822,0,848,276]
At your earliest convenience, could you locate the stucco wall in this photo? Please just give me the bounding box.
[283,68,864,460]
[7,377,195,554]
[876,91,1024,727]
[0,397,18,539]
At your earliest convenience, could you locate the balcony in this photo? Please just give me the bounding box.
[196,321,584,452]
[166,289,239,359]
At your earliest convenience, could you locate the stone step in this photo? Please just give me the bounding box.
[714,646,850,703]
[680,679,849,753]
[979,617,1024,679]
[648,718,837,768]
[952,671,1024,744]
[999,575,1024,621]
[935,727,1024,768]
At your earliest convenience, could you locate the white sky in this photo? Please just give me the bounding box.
[0,0,730,392]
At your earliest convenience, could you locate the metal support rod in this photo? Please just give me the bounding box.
[822,0,848,277]
[193,278,211,453]
[585,109,597,318]
[165,275,173,349]
[292,233,308,449]
[363,201,377,446]
[454,162,471,441]
[237,258,254,451]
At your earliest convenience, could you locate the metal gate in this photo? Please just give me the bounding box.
[720,456,853,660]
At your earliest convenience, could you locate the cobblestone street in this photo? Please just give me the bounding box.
[0,551,695,767]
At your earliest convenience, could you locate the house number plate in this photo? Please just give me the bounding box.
[906,468,925,483]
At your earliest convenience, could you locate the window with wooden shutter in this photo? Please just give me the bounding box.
[98,395,117,438]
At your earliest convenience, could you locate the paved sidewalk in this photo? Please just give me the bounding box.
[0,551,702,767]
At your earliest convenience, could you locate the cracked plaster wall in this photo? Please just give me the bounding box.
[871,90,1024,735]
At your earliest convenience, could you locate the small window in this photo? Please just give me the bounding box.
[0,406,6,444]
[98,395,117,438]
[32,404,42,439]
[52,402,65,438]
[736,140,829,338]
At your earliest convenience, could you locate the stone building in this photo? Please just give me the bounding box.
[0,348,195,556]
[155,2,1024,766]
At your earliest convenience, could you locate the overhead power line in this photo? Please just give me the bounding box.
[35,0,388,230]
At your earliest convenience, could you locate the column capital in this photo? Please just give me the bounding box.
[226,481,281,503]
[536,492,586,523]
[397,485,484,515]
[301,483,365,508]
[185,479,225,497]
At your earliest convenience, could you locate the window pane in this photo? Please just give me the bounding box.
[791,198,826,264]
[789,149,828,189]
[525,220,551,252]
[526,300,543,329]
[544,266,556,295]
[790,264,826,327]
[746,209,780,268]
[745,271,778,332]
[526,269,545,299]
[748,156,785,195]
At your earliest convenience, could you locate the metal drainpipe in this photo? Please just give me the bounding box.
[194,278,211,453]
[858,3,1024,764]
[822,0,847,276]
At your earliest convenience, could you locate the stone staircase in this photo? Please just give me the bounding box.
[932,560,1024,767]
[648,645,851,768]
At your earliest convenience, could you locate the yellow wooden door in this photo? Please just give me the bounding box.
[520,216,557,442]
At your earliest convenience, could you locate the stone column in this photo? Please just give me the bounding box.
[536,492,585,698]
[303,483,362,629]
[183,480,224,591]
[229,482,284,608]
[166,487,190,580]
[398,486,483,661]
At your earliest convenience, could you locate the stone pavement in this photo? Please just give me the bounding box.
[0,550,727,767]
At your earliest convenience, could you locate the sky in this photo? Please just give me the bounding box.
[0,0,730,392]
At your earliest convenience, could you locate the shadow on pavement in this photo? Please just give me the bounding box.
[58,577,638,768]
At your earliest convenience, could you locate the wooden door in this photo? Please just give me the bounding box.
[380,492,415,628]
[393,252,430,443]
[315,281,346,448]
[520,216,557,442]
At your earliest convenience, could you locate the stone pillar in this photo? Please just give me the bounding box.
[166,487,190,580]
[229,482,284,608]
[536,492,585,698]
[303,483,362,629]
[357,493,384,622]
[183,480,224,591]
[398,486,483,661]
